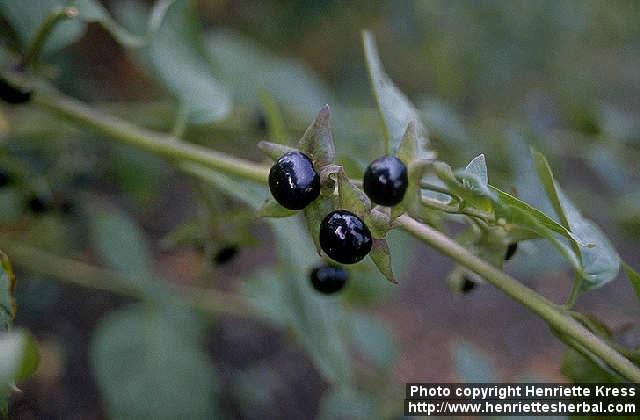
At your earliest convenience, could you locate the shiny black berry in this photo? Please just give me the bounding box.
[0,78,32,104]
[310,265,348,294]
[505,242,518,260]
[320,210,372,264]
[363,155,408,207]
[268,151,320,210]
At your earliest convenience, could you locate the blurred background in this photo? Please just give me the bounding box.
[2,0,640,418]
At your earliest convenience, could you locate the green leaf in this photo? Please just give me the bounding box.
[362,30,433,158]
[298,105,336,168]
[258,198,297,218]
[317,385,376,420]
[86,201,153,281]
[336,169,370,219]
[0,252,16,332]
[463,153,488,190]
[369,238,396,284]
[452,341,497,382]
[530,149,620,290]
[0,0,85,56]
[304,195,335,255]
[240,269,290,327]
[350,312,396,370]
[135,0,231,123]
[207,30,331,119]
[622,261,640,301]
[269,218,352,385]
[91,305,218,420]
[396,121,418,165]
[0,329,39,384]
[530,148,570,230]
[180,162,268,211]
[0,329,39,415]
[492,187,581,248]
[258,89,288,145]
[72,0,146,47]
[257,140,296,161]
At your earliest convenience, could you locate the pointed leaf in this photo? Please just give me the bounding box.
[304,195,335,255]
[530,149,620,290]
[258,89,288,145]
[257,141,296,161]
[464,153,488,188]
[362,30,433,158]
[396,121,418,164]
[134,0,231,123]
[298,105,336,168]
[369,238,396,284]
[336,169,370,219]
[180,162,268,211]
[258,198,297,218]
[531,148,571,230]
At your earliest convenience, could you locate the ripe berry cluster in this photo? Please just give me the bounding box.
[269,151,409,293]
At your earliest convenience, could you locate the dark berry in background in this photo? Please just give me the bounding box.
[504,242,518,260]
[0,77,32,104]
[0,171,12,188]
[27,196,53,214]
[320,210,372,264]
[268,151,320,210]
[213,245,239,265]
[363,155,408,207]
[461,276,476,293]
[310,265,348,294]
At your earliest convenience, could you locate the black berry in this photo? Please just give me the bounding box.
[461,275,476,293]
[363,155,408,206]
[268,151,320,210]
[27,196,52,213]
[320,210,372,264]
[214,245,238,265]
[0,171,12,188]
[310,265,348,294]
[504,242,518,261]
[0,78,32,104]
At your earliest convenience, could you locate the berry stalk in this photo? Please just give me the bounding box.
[28,86,640,382]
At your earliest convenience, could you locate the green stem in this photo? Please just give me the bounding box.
[28,87,640,382]
[32,90,270,183]
[22,7,78,68]
[3,240,252,319]
[396,215,640,382]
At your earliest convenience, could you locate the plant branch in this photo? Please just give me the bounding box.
[3,240,253,319]
[395,214,640,382]
[32,90,270,184]
[28,87,640,381]
[22,7,78,68]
